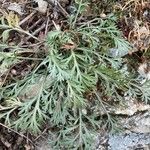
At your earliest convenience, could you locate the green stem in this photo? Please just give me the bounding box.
[72,0,83,28]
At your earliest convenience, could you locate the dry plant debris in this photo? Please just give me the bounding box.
[0,0,150,149]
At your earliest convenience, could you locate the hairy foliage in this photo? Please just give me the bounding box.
[0,1,150,149]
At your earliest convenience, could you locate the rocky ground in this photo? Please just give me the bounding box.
[0,0,150,149]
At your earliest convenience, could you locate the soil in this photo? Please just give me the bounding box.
[0,0,150,149]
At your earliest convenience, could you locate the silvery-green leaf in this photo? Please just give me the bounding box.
[2,29,12,43]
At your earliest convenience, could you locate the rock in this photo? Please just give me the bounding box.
[108,133,150,150]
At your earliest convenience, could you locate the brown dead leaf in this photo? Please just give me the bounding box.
[61,42,77,50]
[128,21,150,51]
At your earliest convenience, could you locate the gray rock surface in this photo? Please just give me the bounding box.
[108,133,150,150]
